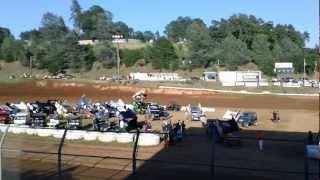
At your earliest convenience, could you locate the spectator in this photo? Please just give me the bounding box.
[256,131,265,151]
[181,121,186,135]
[176,121,183,141]
[168,129,175,146]
[272,110,280,122]
[308,131,314,145]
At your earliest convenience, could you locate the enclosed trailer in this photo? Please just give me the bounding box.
[218,71,262,87]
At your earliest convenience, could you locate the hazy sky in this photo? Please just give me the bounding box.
[0,0,318,47]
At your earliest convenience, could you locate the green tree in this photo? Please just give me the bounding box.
[0,37,17,62]
[209,14,264,49]
[217,34,251,70]
[155,31,160,40]
[274,37,303,72]
[274,24,306,48]
[70,0,82,34]
[165,16,194,42]
[251,34,274,75]
[40,12,68,40]
[145,37,178,70]
[112,21,130,39]
[81,5,113,39]
[20,29,42,42]
[143,31,155,42]
[93,41,116,68]
[0,27,12,45]
[120,48,144,67]
[186,21,214,68]
[304,48,319,75]
[134,31,145,42]
[0,27,13,59]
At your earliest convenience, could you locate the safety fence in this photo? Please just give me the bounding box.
[0,126,319,180]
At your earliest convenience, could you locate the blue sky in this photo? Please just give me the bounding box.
[0,0,318,47]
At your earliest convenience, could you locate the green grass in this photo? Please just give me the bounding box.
[0,61,318,94]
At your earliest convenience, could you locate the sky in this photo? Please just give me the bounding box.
[0,0,318,48]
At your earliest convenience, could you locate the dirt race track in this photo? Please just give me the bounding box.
[0,80,318,132]
[0,80,318,111]
[0,80,319,180]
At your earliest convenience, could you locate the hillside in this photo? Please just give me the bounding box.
[0,61,48,81]
[0,61,216,80]
[0,60,314,81]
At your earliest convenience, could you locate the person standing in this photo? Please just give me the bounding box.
[181,121,186,135]
[176,121,183,141]
[256,131,265,151]
[308,131,314,145]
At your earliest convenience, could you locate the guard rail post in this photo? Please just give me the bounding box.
[132,130,140,176]
[211,126,216,180]
[58,127,68,178]
[304,140,309,180]
[0,126,9,180]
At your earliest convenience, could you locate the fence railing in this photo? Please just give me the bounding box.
[0,126,319,180]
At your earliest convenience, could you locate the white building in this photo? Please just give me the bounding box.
[112,39,126,44]
[274,62,294,74]
[129,72,182,81]
[218,71,266,87]
[78,39,99,46]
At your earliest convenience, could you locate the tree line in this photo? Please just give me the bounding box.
[164,15,318,75]
[0,0,318,76]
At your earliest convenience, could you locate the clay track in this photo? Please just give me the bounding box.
[0,80,319,180]
[0,80,318,110]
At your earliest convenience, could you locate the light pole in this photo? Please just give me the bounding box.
[112,34,124,81]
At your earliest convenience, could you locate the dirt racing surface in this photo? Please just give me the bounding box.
[0,80,319,180]
[0,80,318,132]
[0,80,318,110]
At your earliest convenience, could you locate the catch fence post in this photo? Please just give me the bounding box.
[304,141,309,180]
[0,125,9,180]
[132,130,140,175]
[211,126,216,180]
[58,127,68,178]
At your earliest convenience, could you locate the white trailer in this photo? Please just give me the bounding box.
[218,71,262,87]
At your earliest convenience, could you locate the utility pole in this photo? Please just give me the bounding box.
[315,60,317,80]
[303,58,306,85]
[112,35,123,81]
[318,1,320,179]
[29,56,33,78]
[116,42,120,81]
[318,0,320,136]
